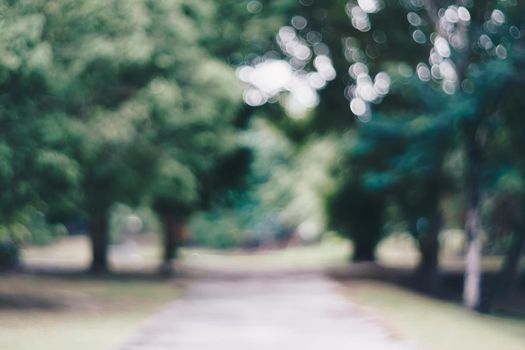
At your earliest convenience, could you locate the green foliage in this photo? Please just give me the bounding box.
[190,118,293,247]
[191,209,249,249]
[0,0,249,269]
[190,117,339,247]
[0,209,67,246]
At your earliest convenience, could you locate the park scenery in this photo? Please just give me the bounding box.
[1,0,524,349]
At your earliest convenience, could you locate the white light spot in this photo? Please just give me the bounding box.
[248,60,293,96]
[348,62,368,79]
[350,97,367,116]
[293,44,311,60]
[495,44,507,59]
[243,88,267,106]
[307,72,326,89]
[236,66,254,83]
[457,7,470,22]
[439,60,457,82]
[407,12,422,26]
[314,55,336,81]
[479,34,494,50]
[412,29,426,44]
[434,36,451,57]
[357,0,381,14]
[431,64,442,79]
[417,63,431,81]
[491,9,505,25]
[291,16,308,30]
[442,80,456,95]
[429,49,443,65]
[444,7,458,23]
[278,26,296,43]
[348,5,371,32]
[374,72,390,95]
[357,80,378,102]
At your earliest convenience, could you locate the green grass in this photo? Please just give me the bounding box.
[345,280,525,350]
[0,274,187,350]
[0,310,149,350]
[2,234,189,350]
[178,235,351,271]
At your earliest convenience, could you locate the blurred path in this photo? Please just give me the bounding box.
[117,273,418,350]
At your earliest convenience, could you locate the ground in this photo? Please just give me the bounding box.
[1,232,524,350]
[118,274,416,350]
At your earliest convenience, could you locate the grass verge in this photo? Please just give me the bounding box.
[0,274,187,350]
[343,280,525,350]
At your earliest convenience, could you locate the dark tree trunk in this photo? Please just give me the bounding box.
[494,223,525,299]
[415,212,442,292]
[352,239,376,262]
[499,195,525,288]
[399,184,442,291]
[89,213,110,274]
[463,126,483,310]
[480,221,524,313]
[500,230,525,286]
[160,214,186,275]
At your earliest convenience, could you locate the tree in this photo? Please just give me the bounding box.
[327,174,386,261]
[359,114,454,288]
[0,0,249,273]
[140,64,242,273]
[0,1,81,259]
[281,0,524,310]
[420,1,525,310]
[38,0,167,272]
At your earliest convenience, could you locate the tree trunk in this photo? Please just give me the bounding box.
[89,213,109,274]
[502,232,524,280]
[498,226,525,294]
[415,213,441,292]
[352,239,376,262]
[160,214,186,275]
[463,128,483,310]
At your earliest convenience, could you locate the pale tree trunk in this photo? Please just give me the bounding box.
[160,214,186,275]
[463,127,483,310]
[464,209,482,309]
[89,212,110,274]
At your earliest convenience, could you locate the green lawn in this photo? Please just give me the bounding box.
[345,280,525,350]
[0,274,187,350]
[1,234,186,350]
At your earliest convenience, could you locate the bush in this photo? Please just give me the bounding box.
[0,238,19,270]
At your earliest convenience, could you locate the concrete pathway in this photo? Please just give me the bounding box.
[118,273,418,350]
